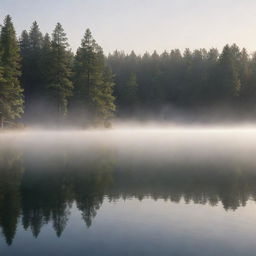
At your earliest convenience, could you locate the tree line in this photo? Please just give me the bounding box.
[108,46,256,120]
[0,15,115,128]
[1,14,256,127]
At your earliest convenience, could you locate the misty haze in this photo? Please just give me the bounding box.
[1,0,256,255]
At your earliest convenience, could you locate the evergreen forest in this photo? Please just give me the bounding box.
[1,15,256,127]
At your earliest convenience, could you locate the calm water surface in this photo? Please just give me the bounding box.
[1,128,256,255]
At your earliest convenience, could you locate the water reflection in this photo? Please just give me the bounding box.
[1,136,256,247]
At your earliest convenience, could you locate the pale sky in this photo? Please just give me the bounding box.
[1,0,256,54]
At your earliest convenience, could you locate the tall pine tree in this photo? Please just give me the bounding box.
[0,15,24,128]
[73,29,115,126]
[20,30,30,99]
[27,21,43,96]
[48,23,73,120]
[40,33,52,95]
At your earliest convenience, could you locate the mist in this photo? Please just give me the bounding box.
[2,124,256,164]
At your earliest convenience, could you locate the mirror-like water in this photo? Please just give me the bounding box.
[1,128,256,255]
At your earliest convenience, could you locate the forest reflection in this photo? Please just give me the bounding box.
[1,140,256,245]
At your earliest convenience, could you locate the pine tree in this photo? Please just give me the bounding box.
[29,22,43,49]
[40,33,52,94]
[218,45,241,99]
[0,15,24,128]
[49,23,73,120]
[73,29,115,126]
[20,30,30,102]
[28,21,43,95]
[204,48,219,103]
[239,48,250,99]
[20,22,44,97]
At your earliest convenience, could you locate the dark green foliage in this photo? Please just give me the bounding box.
[120,72,138,112]
[20,30,30,98]
[107,44,256,119]
[217,44,241,99]
[40,33,52,93]
[20,22,44,99]
[101,67,116,122]
[20,22,45,123]
[73,29,115,126]
[27,21,43,95]
[0,15,24,127]
[3,14,256,126]
[20,22,74,123]
[48,23,73,119]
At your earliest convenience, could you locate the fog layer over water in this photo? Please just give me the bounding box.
[1,126,256,255]
[2,125,256,163]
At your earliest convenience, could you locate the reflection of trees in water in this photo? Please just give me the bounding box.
[18,147,115,237]
[21,153,74,238]
[111,162,256,211]
[73,149,115,227]
[1,146,256,244]
[0,146,24,245]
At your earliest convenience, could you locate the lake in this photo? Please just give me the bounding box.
[1,127,256,255]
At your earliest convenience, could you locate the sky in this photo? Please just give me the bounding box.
[1,0,256,55]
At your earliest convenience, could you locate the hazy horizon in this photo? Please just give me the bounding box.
[2,0,256,54]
